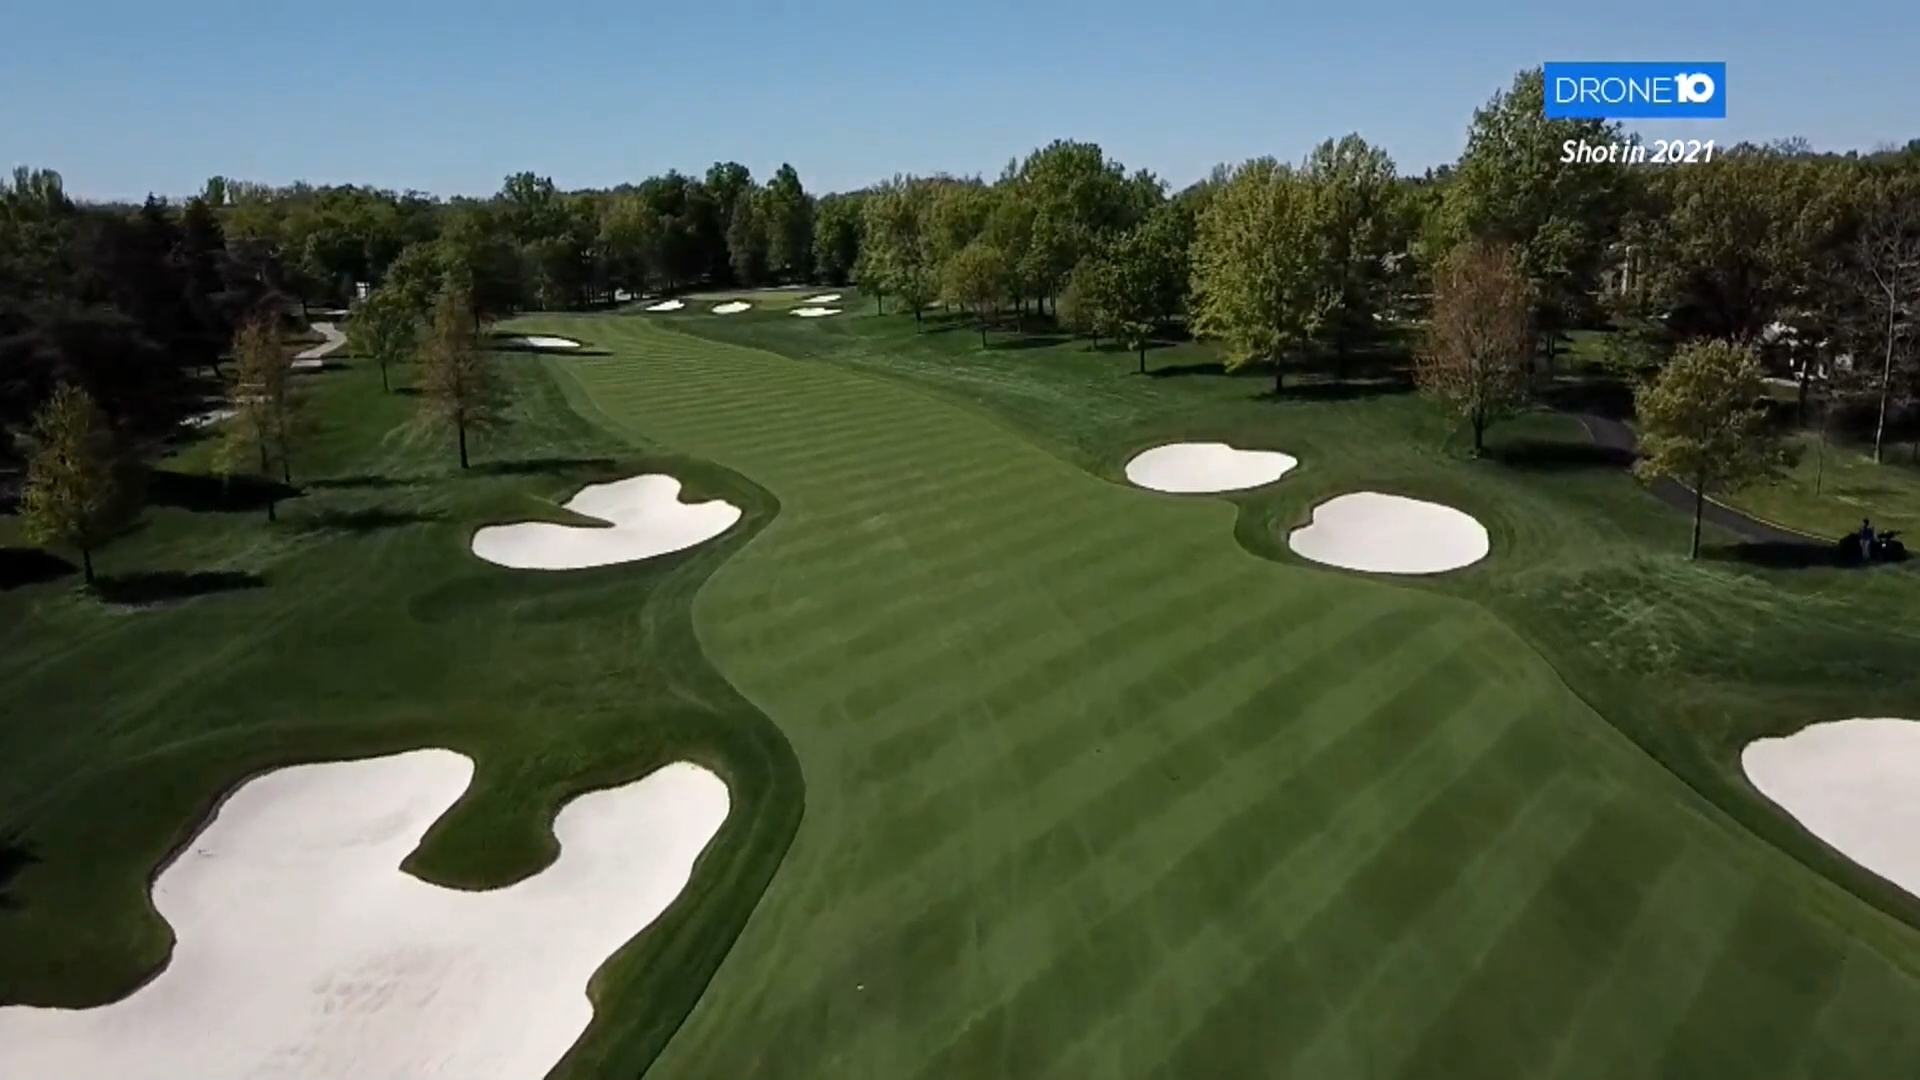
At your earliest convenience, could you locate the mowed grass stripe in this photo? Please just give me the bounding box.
[896,643,1546,1080]
[778,610,1493,1075]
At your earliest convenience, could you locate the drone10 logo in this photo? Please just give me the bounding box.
[1543,62,1727,119]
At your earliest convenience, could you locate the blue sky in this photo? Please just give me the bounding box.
[6,0,1915,201]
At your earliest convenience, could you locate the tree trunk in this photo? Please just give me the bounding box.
[380,360,391,394]
[1275,364,1285,395]
[1138,347,1147,374]
[914,306,922,328]
[80,546,94,585]
[458,422,470,469]
[266,498,277,523]
[1689,483,1704,559]
[1874,307,1895,462]
[979,320,988,349]
[1472,413,1486,455]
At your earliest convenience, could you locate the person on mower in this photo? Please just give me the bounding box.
[1860,518,1876,560]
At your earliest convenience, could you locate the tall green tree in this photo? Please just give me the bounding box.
[1078,207,1191,372]
[1303,134,1399,364]
[350,285,419,393]
[416,282,508,469]
[1414,240,1532,452]
[944,241,1007,347]
[1444,68,1632,359]
[1189,158,1329,392]
[221,314,308,516]
[812,193,866,286]
[1635,339,1782,557]
[763,164,815,282]
[20,383,141,585]
[727,191,770,286]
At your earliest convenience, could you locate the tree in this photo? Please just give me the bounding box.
[1303,134,1399,366]
[350,285,419,392]
[1189,158,1329,392]
[1443,68,1633,361]
[417,281,508,469]
[812,193,865,285]
[944,241,1006,347]
[1075,209,1189,372]
[1849,185,1920,462]
[20,383,140,585]
[221,314,306,518]
[726,192,770,286]
[1634,339,1782,558]
[762,164,815,282]
[1415,240,1532,452]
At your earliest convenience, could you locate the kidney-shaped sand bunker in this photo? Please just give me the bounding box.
[471,474,742,571]
[1744,718,1920,900]
[1123,442,1298,494]
[0,750,729,1080]
[1289,491,1489,574]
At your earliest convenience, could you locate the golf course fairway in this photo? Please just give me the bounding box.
[516,314,1920,1080]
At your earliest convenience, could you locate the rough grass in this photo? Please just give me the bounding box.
[1722,432,1920,539]
[0,348,800,1080]
[508,305,1920,1079]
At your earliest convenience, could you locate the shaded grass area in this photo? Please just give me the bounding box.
[0,349,800,1079]
[1724,432,1920,540]
[508,309,1920,1079]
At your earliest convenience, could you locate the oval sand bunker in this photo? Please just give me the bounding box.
[1289,491,1489,574]
[711,301,751,314]
[0,750,729,1080]
[800,293,842,304]
[513,335,583,349]
[473,474,741,571]
[791,306,842,318]
[644,299,685,312]
[1745,718,1920,899]
[1124,442,1297,494]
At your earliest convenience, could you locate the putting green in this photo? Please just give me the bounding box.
[526,315,1920,1080]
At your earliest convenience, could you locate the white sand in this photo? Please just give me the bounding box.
[790,307,842,318]
[1123,442,1298,494]
[1744,718,1920,899]
[711,302,751,314]
[291,322,348,371]
[471,474,742,571]
[644,300,685,312]
[184,408,235,429]
[0,750,729,1080]
[512,336,583,350]
[800,293,842,304]
[1288,491,1490,575]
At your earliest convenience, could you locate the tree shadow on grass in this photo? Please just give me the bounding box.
[1537,377,1636,420]
[1701,540,1848,570]
[291,507,445,534]
[1257,376,1415,403]
[990,333,1075,352]
[147,470,300,513]
[307,474,407,491]
[1485,438,1637,472]
[0,547,76,591]
[93,570,267,606]
[393,386,425,397]
[1146,360,1232,379]
[0,834,37,911]
[470,456,617,478]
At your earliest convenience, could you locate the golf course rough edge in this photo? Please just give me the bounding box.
[471,474,743,571]
[1744,718,1920,901]
[1288,491,1490,574]
[1123,442,1299,494]
[0,750,730,1080]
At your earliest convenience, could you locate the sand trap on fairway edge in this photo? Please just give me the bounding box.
[1744,718,1920,899]
[0,751,729,1080]
[1124,442,1297,494]
[471,474,742,570]
[1289,491,1489,574]
[711,301,751,314]
[644,299,685,312]
[513,335,583,349]
[800,293,842,304]
[790,306,841,318]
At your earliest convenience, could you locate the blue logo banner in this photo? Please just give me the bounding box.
[1543,62,1727,119]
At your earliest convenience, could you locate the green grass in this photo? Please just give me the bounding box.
[512,305,1920,1078]
[0,352,800,1079]
[1720,432,1920,539]
[7,300,1920,1078]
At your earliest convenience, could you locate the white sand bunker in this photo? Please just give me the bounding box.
[1124,442,1298,494]
[790,306,842,318]
[644,299,685,312]
[1288,491,1490,574]
[0,750,729,1080]
[711,301,751,314]
[800,293,842,304]
[1745,718,1920,900]
[471,474,742,571]
[513,335,583,350]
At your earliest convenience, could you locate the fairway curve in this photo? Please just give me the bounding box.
[1744,718,1920,900]
[532,315,1920,1080]
[471,474,742,571]
[1124,441,1298,493]
[0,751,729,1080]
[1288,491,1490,574]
